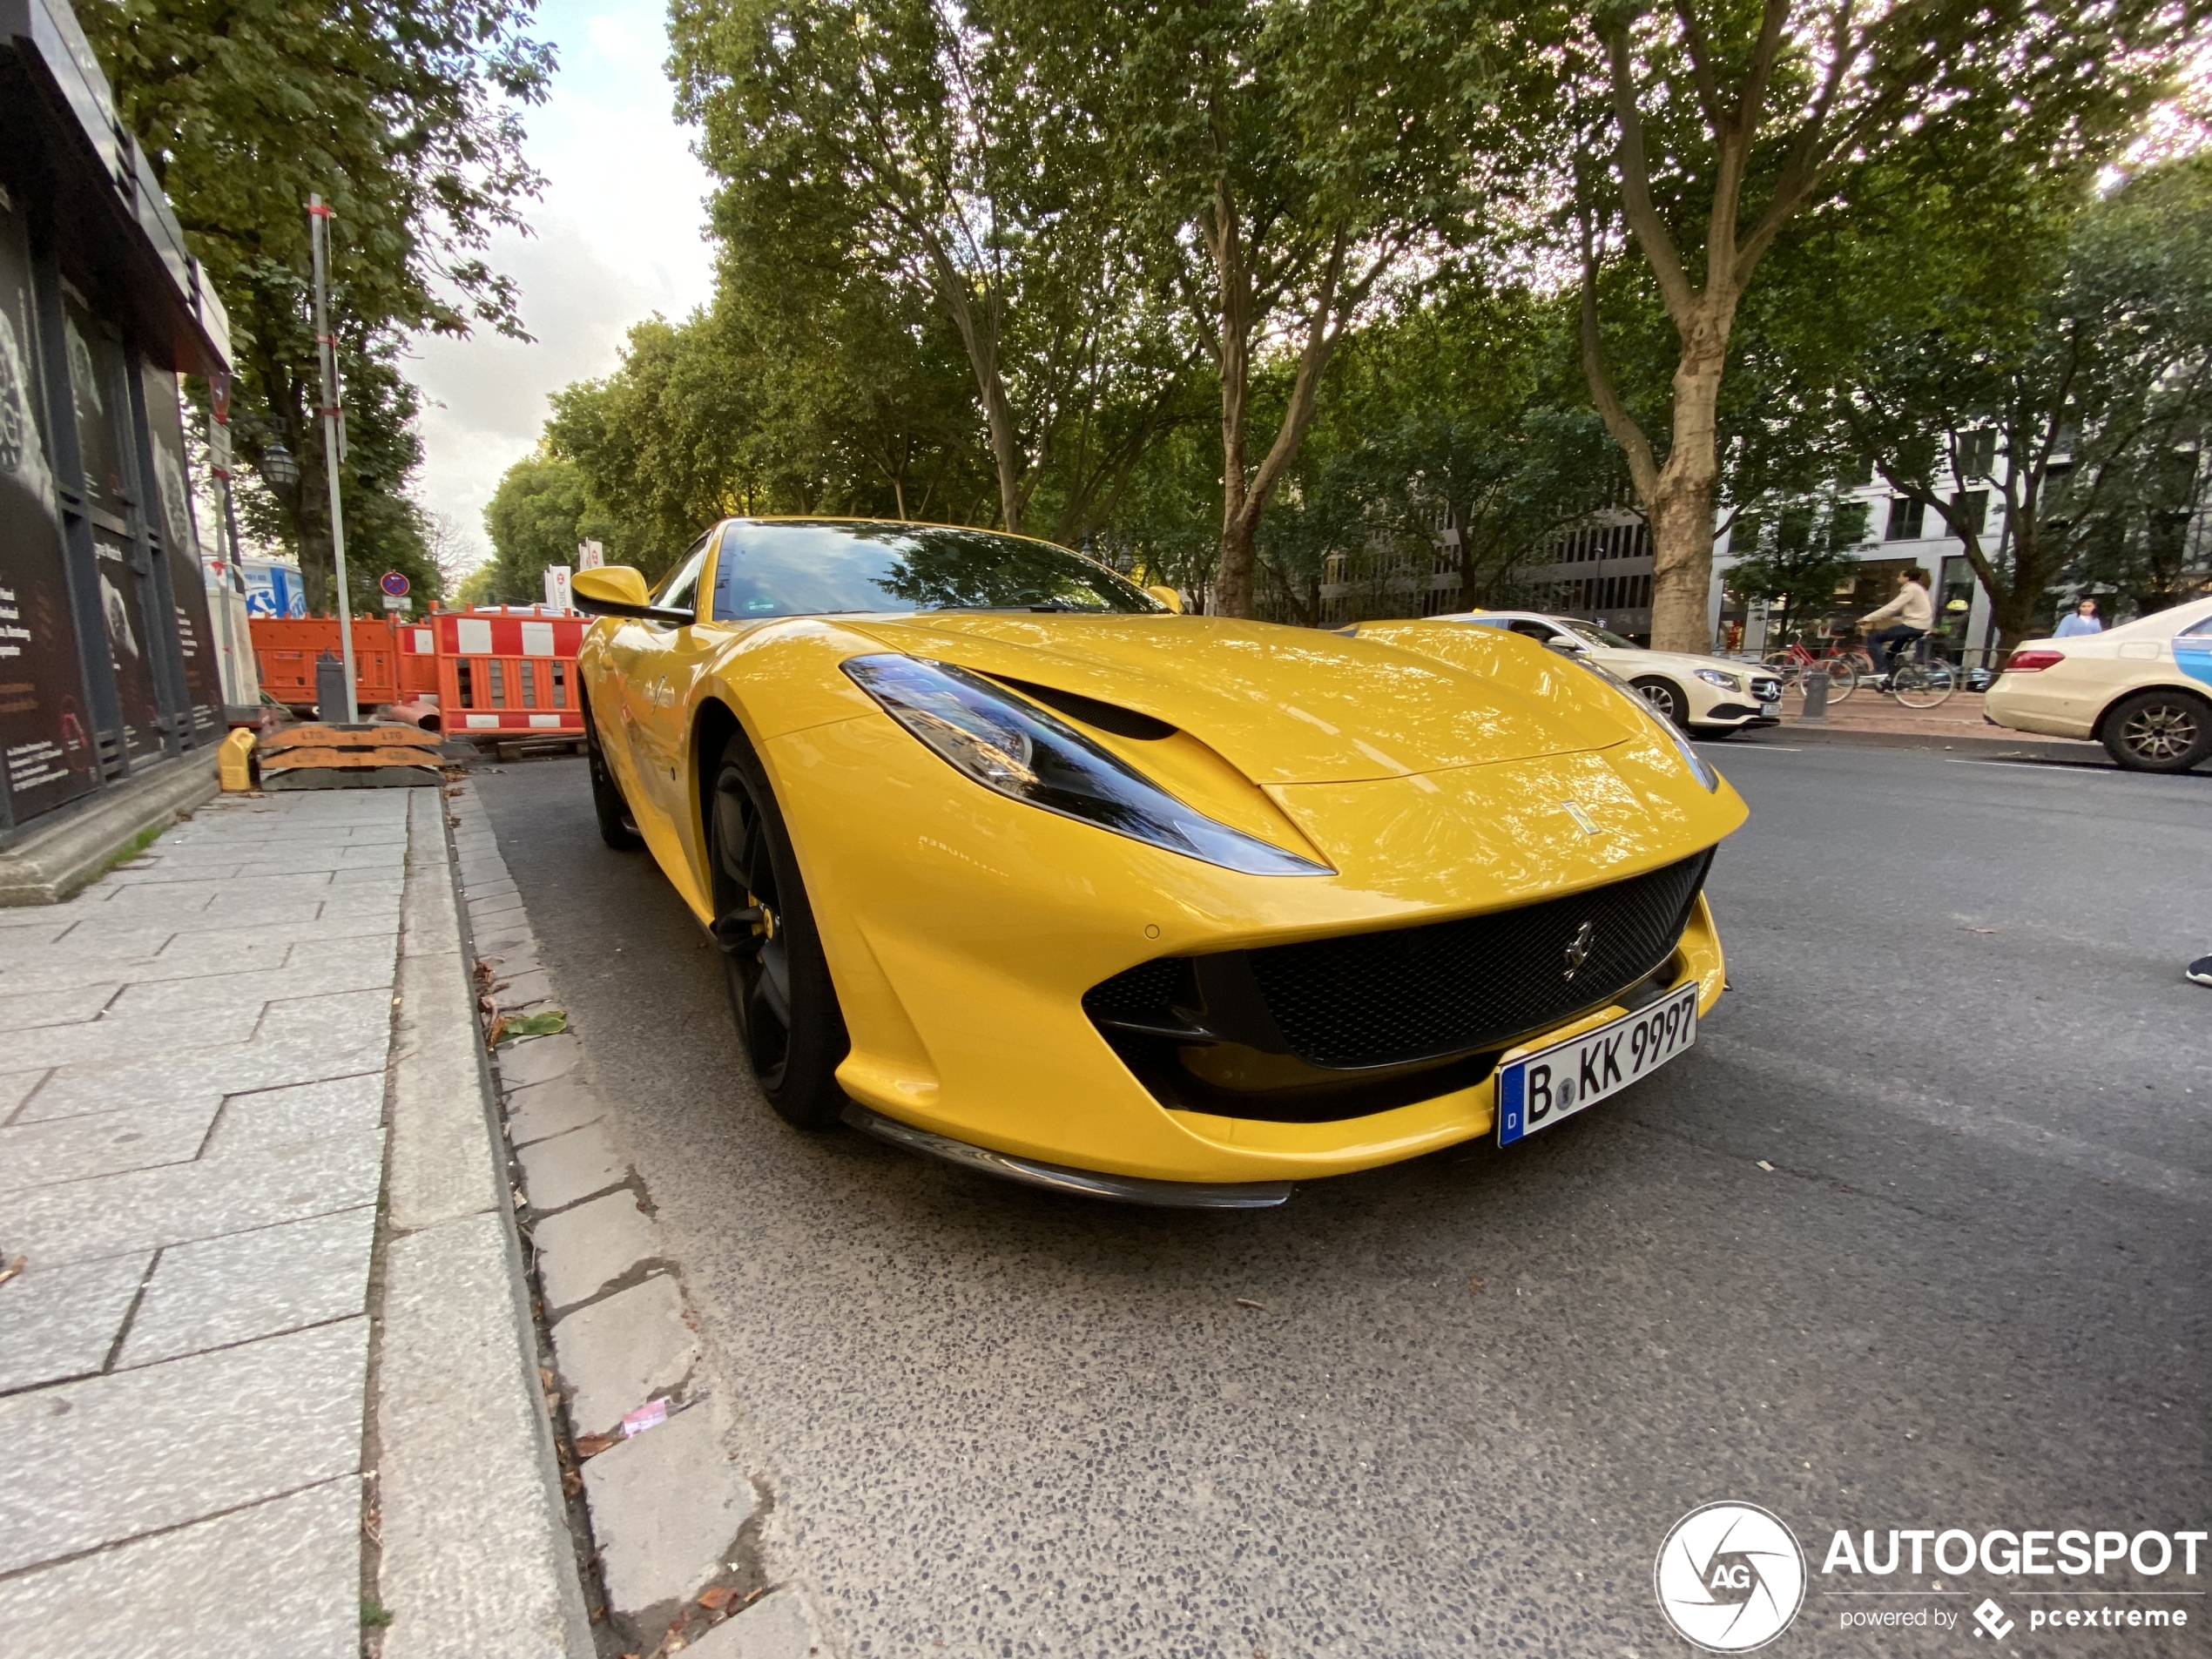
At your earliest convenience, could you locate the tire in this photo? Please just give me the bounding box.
[1817,659,1858,702]
[1890,661,1957,710]
[1630,676,1688,728]
[2101,689,2212,773]
[583,698,641,849]
[707,730,851,1128]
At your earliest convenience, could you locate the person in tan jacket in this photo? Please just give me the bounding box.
[1860,568,1935,674]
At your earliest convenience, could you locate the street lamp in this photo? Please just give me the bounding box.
[260,439,299,490]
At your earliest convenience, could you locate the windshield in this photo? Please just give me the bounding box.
[707,521,1163,622]
[1561,618,1638,650]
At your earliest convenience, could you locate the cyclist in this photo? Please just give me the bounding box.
[1859,568,1934,679]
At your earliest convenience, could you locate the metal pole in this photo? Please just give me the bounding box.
[308,193,357,723]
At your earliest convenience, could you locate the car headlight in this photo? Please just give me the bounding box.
[1694,668,1742,691]
[1555,655,1721,792]
[841,656,1333,876]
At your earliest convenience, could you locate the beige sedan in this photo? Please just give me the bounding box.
[1435,612,1784,735]
[1983,596,2212,772]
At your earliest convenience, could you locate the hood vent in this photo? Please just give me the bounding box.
[989,675,1176,740]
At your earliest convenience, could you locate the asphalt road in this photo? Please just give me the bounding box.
[475,745,2210,1658]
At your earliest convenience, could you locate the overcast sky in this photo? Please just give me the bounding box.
[404,0,716,573]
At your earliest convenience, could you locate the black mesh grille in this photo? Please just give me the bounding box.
[1245,852,1710,1068]
[1084,956,1185,1016]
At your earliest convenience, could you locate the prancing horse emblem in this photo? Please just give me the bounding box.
[1563,921,1596,980]
[1562,800,1602,834]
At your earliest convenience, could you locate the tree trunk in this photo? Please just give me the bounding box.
[1644,319,1728,653]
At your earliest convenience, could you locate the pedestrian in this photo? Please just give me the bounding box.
[2055,598,2104,637]
[1859,568,1934,675]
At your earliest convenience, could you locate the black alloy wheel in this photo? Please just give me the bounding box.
[708,731,850,1128]
[2102,689,2212,773]
[583,698,642,849]
[1630,676,1688,728]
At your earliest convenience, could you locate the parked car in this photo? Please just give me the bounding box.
[1419,611,1784,736]
[570,519,1747,1205]
[1982,596,2212,772]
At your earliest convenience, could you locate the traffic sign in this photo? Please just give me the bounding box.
[380,570,410,597]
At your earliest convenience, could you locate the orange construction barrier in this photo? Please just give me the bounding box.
[250,617,401,710]
[430,609,590,738]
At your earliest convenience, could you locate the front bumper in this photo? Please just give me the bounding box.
[765,713,1738,1189]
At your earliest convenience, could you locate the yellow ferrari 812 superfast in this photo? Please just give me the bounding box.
[570,519,1746,1207]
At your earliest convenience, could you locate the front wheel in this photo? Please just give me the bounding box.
[2101,689,2212,772]
[583,698,641,850]
[709,731,851,1128]
[1816,658,1858,702]
[1631,677,1688,728]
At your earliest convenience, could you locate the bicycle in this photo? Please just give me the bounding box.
[1866,636,1958,710]
[1761,637,1859,702]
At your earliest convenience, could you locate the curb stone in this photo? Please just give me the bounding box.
[374,787,597,1659]
[444,780,833,1659]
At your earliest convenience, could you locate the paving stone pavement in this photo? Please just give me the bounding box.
[0,786,590,1659]
[0,792,406,1656]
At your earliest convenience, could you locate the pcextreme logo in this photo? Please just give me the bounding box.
[1656,1502,1809,1652]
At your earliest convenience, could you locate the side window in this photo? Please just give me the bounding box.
[1508,619,1561,644]
[652,537,711,618]
[2177,617,2212,638]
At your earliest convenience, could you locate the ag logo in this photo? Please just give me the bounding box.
[1655,1501,1806,1652]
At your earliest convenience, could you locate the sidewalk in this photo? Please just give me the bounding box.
[0,789,589,1658]
[1764,688,2111,762]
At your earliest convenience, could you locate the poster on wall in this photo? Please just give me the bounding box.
[92,525,162,764]
[141,362,222,736]
[0,205,97,824]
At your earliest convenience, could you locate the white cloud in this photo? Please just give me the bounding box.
[403,0,716,570]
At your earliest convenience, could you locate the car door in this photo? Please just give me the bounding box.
[613,537,711,840]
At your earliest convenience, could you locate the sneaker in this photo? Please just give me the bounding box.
[2189,956,2212,988]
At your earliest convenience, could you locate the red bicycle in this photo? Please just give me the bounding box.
[1760,637,1860,701]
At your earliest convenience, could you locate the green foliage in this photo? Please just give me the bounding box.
[477,455,615,604]
[1724,492,1873,639]
[78,0,553,609]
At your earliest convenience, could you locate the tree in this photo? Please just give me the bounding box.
[1109,0,1500,616]
[80,0,553,609]
[1836,154,2212,651]
[1558,0,2195,651]
[1723,489,1870,640]
[479,454,615,604]
[671,0,1188,543]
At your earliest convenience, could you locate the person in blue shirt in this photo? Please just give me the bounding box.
[2054,598,2103,637]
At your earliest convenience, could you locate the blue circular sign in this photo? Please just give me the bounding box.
[380,570,409,597]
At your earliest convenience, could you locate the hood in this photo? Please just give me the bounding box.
[840,612,1642,786]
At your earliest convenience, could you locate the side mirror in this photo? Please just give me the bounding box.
[1145,584,1185,614]
[574,565,693,624]
[1544,635,1587,655]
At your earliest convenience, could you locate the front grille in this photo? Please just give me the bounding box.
[1750,675,1782,701]
[1245,852,1710,1067]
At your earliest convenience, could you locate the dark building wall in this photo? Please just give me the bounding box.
[1,0,230,840]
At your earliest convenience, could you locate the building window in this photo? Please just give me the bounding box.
[1885,496,1925,541]
[1957,429,1996,478]
[1952,489,1988,536]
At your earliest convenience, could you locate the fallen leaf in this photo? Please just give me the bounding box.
[0,1254,26,1289]
[496,1009,568,1043]
[1468,1277,1484,1296]
[1756,1160,1775,1171]
[539,1366,556,1391]
[1234,1298,1266,1311]
[697,1587,738,1612]
[574,1433,616,1459]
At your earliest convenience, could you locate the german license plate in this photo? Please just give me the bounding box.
[1760,698,1780,718]
[1496,984,1699,1145]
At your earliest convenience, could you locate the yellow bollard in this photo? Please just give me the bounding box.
[219,727,257,792]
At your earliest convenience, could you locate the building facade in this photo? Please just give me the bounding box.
[1,0,233,840]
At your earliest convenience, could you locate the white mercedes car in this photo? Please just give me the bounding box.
[1433,611,1784,736]
[1983,595,2212,772]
